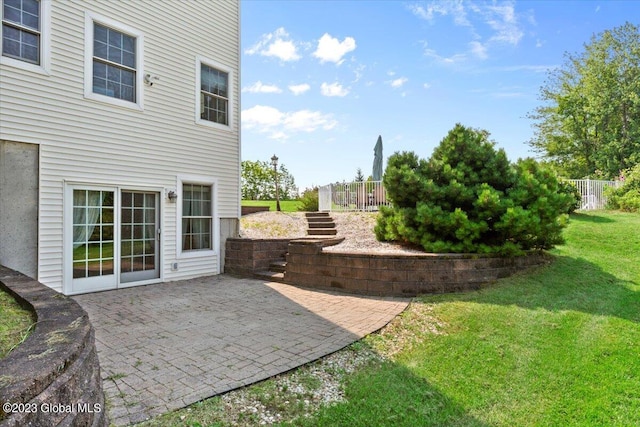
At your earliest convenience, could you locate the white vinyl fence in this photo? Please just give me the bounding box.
[319,179,619,212]
[319,181,391,212]
[565,179,620,210]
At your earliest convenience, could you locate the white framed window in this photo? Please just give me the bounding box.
[177,176,218,259]
[84,11,143,110]
[195,55,233,131]
[1,0,51,74]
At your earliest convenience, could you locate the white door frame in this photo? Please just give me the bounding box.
[63,182,164,295]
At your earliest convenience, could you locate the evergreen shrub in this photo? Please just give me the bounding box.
[375,124,573,255]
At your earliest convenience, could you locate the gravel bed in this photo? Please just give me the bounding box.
[207,345,385,426]
[240,211,423,254]
[239,211,307,239]
[326,212,425,254]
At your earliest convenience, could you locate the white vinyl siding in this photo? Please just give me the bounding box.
[0,0,240,292]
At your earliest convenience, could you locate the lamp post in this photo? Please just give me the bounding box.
[271,154,281,212]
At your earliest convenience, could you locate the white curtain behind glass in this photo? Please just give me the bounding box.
[73,190,103,249]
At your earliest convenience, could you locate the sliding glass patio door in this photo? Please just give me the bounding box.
[120,191,159,284]
[68,186,160,294]
[71,188,117,292]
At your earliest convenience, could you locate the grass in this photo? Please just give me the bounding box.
[242,200,302,212]
[297,211,640,426]
[138,211,640,426]
[0,287,35,359]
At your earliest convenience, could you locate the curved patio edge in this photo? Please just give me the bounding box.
[0,266,108,427]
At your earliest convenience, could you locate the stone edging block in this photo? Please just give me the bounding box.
[0,266,108,427]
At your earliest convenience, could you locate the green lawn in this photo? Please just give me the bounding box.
[296,211,640,426]
[242,200,302,212]
[0,287,35,359]
[140,211,640,426]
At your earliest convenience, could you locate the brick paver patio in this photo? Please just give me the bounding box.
[74,275,409,425]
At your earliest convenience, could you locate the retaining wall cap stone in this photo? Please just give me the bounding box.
[0,266,92,420]
[289,237,345,247]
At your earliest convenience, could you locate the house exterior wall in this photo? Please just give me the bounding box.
[0,0,241,293]
[0,141,39,278]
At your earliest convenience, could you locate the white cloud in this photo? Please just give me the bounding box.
[313,33,356,64]
[484,1,523,45]
[284,110,337,132]
[242,105,337,140]
[408,4,432,20]
[413,0,527,65]
[390,77,408,88]
[320,82,349,97]
[469,41,488,59]
[423,83,431,89]
[242,81,282,94]
[422,42,468,65]
[411,0,522,44]
[242,105,284,128]
[409,1,470,27]
[245,27,301,62]
[351,63,366,83]
[288,83,311,95]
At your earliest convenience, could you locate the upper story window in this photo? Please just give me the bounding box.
[1,0,49,73]
[200,64,228,125]
[92,23,136,102]
[84,12,143,110]
[2,0,39,63]
[196,56,233,130]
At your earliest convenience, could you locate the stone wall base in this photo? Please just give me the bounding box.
[285,240,549,297]
[225,238,290,276]
[0,266,108,427]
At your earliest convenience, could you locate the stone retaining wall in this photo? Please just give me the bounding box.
[225,238,291,276]
[241,206,271,216]
[285,240,549,297]
[0,266,108,427]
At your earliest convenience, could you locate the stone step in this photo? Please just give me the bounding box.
[254,270,286,282]
[307,228,338,236]
[305,212,330,218]
[308,221,335,228]
[305,212,337,237]
[306,216,334,223]
[269,260,287,273]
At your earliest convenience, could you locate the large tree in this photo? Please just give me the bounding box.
[528,22,640,179]
[241,160,297,200]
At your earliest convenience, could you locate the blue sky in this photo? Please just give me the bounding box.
[240,0,638,191]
